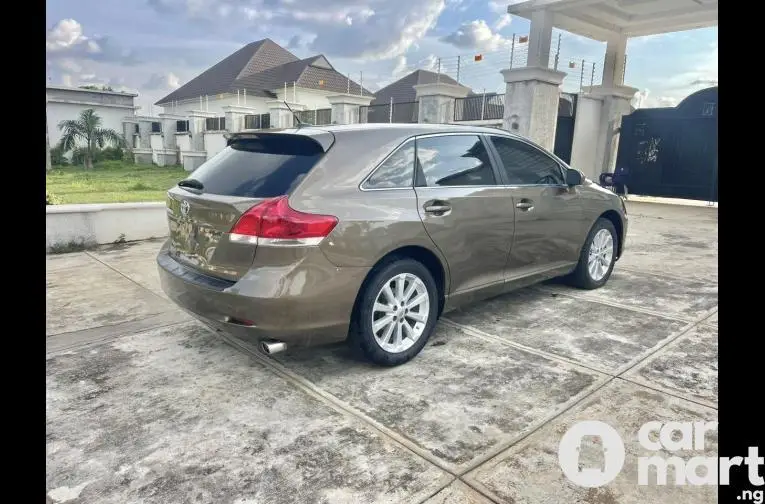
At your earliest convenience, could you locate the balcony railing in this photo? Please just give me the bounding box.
[359,101,418,124]
[293,108,332,126]
[454,93,505,121]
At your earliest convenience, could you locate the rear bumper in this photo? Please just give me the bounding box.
[157,241,371,348]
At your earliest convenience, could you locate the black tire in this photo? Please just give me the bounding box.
[349,257,439,366]
[566,218,618,290]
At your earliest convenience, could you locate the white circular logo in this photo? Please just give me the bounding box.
[558,421,626,488]
[180,200,190,217]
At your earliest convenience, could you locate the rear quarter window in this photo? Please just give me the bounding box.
[186,136,325,197]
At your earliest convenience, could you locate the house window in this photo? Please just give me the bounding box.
[244,113,271,130]
[702,102,716,117]
[134,124,139,134]
[205,117,226,131]
[176,120,190,133]
[151,122,161,133]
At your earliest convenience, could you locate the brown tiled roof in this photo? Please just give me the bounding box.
[156,41,372,105]
[371,70,469,105]
[156,39,298,105]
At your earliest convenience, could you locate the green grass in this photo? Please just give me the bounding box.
[46,160,187,204]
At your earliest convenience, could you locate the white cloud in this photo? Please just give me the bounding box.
[46,19,86,51]
[494,14,511,31]
[147,0,446,60]
[46,18,137,65]
[441,19,510,51]
[143,72,182,90]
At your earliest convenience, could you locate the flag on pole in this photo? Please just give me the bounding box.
[518,35,529,43]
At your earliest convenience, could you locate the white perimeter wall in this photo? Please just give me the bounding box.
[47,202,168,251]
[204,132,227,158]
[162,94,272,115]
[48,102,131,147]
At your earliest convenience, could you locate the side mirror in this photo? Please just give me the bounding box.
[566,168,583,186]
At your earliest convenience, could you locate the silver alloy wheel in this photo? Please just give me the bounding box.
[588,228,614,282]
[371,273,430,353]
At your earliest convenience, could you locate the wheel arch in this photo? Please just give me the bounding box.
[598,210,624,259]
[351,245,449,322]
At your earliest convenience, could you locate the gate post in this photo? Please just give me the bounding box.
[326,94,374,125]
[414,83,470,124]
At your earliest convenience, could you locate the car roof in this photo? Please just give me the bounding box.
[235,122,521,138]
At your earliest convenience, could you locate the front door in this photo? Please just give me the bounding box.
[485,134,587,278]
[414,133,515,294]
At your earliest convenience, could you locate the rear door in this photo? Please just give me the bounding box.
[166,134,328,281]
[485,135,588,276]
[414,133,515,294]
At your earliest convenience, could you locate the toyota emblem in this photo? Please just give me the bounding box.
[180,200,190,217]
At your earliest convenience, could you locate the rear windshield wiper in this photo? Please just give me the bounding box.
[178,179,204,191]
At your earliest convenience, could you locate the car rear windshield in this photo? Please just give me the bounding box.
[185,135,325,197]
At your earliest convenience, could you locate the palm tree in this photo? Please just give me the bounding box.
[57,108,126,170]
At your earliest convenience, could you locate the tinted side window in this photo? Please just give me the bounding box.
[188,136,324,197]
[363,141,415,189]
[489,136,564,185]
[416,135,496,187]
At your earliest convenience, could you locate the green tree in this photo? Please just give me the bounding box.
[57,109,126,170]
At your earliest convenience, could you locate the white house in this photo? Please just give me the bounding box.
[136,38,375,171]
[46,85,138,148]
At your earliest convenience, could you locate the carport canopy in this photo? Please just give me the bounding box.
[507,0,718,41]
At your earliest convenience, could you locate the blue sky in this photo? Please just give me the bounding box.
[46,0,717,113]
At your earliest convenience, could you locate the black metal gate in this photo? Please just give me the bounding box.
[553,94,576,164]
[615,87,718,201]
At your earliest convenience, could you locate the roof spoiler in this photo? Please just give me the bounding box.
[225,129,336,152]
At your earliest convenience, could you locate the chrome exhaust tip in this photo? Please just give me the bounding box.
[260,340,287,355]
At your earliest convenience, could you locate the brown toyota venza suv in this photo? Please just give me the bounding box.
[158,124,627,366]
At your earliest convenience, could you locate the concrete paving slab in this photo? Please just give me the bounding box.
[465,379,718,504]
[705,311,717,326]
[619,204,717,282]
[445,288,688,373]
[91,257,167,299]
[46,322,450,504]
[422,480,495,504]
[46,262,175,336]
[273,323,607,472]
[542,269,718,322]
[623,325,718,407]
[46,252,99,272]
[87,238,165,262]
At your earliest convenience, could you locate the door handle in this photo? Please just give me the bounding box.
[516,200,534,211]
[423,200,452,215]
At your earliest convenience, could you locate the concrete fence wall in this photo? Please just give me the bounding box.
[47,202,168,252]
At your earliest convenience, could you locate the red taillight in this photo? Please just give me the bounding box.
[230,196,338,241]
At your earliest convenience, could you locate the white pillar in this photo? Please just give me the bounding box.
[188,111,214,152]
[569,94,604,180]
[500,67,566,151]
[267,101,306,128]
[413,83,470,124]
[222,105,257,133]
[571,85,638,176]
[326,94,374,125]
[527,10,554,67]
[602,35,627,88]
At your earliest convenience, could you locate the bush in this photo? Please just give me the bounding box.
[46,190,62,205]
[100,146,125,161]
[70,146,126,166]
[49,146,67,166]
